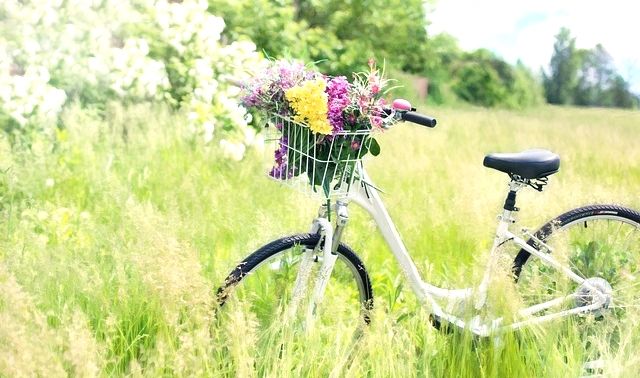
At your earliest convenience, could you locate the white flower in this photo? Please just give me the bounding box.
[203,121,215,144]
[40,88,67,114]
[219,139,246,161]
[243,127,256,145]
[200,15,225,42]
[251,133,265,151]
[11,76,29,98]
[45,178,55,188]
[193,58,214,80]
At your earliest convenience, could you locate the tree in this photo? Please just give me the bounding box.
[295,0,430,74]
[452,49,506,107]
[543,29,637,108]
[607,75,638,108]
[211,0,431,76]
[543,28,581,104]
[510,61,545,108]
[208,0,307,59]
[452,49,543,108]
[422,33,463,104]
[574,44,615,106]
[572,45,639,108]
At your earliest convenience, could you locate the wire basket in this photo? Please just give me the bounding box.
[266,113,373,198]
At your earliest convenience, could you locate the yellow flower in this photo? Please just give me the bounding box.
[285,78,332,134]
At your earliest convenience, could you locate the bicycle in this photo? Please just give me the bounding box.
[216,99,640,350]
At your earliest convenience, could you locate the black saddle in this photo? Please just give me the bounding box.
[483,149,560,179]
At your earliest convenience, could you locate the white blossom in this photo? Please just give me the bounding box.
[0,0,264,161]
[219,139,246,162]
[203,121,215,144]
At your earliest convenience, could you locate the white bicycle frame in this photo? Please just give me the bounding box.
[297,165,609,337]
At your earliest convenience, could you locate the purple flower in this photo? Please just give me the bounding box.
[269,164,294,180]
[274,137,287,164]
[269,136,293,180]
[325,76,350,134]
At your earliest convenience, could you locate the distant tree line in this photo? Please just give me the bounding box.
[210,0,638,109]
[543,28,639,109]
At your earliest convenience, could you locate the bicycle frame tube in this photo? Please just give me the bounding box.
[288,164,609,335]
[348,169,473,314]
[344,167,609,336]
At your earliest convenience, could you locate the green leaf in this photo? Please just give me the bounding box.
[322,177,331,198]
[330,139,350,162]
[369,138,381,156]
[359,141,369,157]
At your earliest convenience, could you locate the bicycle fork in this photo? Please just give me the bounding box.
[287,201,349,329]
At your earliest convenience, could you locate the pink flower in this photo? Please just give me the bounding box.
[371,116,382,128]
[358,96,369,110]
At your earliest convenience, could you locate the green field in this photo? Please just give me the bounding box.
[1,103,639,377]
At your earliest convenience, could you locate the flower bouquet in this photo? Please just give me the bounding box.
[241,59,389,197]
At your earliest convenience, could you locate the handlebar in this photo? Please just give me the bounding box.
[400,111,437,128]
[383,99,437,128]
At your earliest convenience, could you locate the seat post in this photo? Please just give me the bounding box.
[503,190,518,211]
[502,179,527,216]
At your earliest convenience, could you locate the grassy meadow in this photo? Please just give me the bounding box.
[1,102,639,377]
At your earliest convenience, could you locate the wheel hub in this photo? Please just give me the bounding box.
[575,277,613,317]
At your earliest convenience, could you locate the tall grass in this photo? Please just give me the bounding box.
[0,101,639,376]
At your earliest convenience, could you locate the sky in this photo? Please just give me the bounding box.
[428,0,640,93]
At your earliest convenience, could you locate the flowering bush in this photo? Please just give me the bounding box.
[0,64,67,134]
[0,0,263,159]
[0,0,168,132]
[242,60,389,195]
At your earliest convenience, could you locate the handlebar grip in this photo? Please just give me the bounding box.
[402,111,437,128]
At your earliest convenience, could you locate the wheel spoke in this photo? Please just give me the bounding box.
[618,227,638,258]
[513,207,640,355]
[612,280,640,293]
[609,303,640,309]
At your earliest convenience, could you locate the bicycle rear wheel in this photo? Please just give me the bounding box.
[513,204,640,360]
[217,233,373,340]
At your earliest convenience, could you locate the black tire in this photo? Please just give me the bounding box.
[217,233,373,327]
[512,204,640,357]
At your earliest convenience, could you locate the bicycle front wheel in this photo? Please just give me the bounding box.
[513,205,640,358]
[216,233,373,339]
